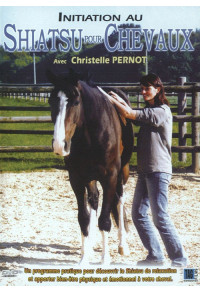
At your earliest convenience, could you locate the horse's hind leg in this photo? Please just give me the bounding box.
[69,171,90,265]
[114,167,130,256]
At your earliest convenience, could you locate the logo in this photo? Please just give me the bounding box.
[183,269,198,282]
[2,270,19,277]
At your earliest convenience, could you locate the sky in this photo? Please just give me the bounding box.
[0,5,200,48]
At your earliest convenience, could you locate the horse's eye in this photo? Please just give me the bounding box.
[74,101,80,106]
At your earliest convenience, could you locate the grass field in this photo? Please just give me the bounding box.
[0,95,192,172]
[0,96,65,172]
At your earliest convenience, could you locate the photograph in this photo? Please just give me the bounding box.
[0,2,200,286]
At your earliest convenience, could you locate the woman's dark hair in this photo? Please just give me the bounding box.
[140,73,169,106]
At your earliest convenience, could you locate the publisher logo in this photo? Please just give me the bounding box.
[2,270,19,277]
[183,269,198,282]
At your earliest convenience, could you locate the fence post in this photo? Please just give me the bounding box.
[178,76,187,162]
[192,83,200,173]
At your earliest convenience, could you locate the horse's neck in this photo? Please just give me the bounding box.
[75,96,91,145]
[81,86,107,123]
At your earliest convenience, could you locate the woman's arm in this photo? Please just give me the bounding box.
[108,91,137,120]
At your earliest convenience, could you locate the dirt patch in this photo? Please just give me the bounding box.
[0,170,200,285]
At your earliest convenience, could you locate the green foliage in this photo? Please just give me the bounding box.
[0,47,41,83]
[12,51,33,68]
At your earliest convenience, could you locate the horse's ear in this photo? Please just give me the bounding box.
[69,68,91,83]
[46,69,57,84]
[82,70,94,86]
[69,67,75,75]
[68,67,80,85]
[85,70,93,82]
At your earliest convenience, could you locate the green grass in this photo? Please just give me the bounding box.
[0,95,193,172]
[0,153,65,172]
[0,96,65,172]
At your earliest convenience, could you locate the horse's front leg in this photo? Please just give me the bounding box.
[98,172,118,265]
[100,230,110,265]
[86,181,99,249]
[69,171,90,265]
[80,193,93,266]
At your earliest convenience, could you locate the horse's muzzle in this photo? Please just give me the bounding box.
[52,138,69,156]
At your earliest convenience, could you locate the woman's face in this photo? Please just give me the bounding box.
[141,85,159,104]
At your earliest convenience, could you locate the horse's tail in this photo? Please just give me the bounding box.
[111,192,129,233]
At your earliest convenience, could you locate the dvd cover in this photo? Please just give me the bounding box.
[0,5,199,286]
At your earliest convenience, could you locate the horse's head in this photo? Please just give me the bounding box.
[47,69,83,156]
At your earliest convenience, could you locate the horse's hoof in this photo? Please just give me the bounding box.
[118,245,130,256]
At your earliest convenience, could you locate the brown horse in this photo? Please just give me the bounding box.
[47,69,134,264]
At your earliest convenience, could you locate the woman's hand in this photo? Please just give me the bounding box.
[108,91,136,119]
[98,86,137,120]
[108,91,127,106]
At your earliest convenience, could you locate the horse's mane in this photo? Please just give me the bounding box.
[79,80,113,107]
[78,80,131,128]
[79,80,130,107]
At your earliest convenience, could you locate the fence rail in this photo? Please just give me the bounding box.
[1,145,200,154]
[0,80,199,173]
[0,116,52,123]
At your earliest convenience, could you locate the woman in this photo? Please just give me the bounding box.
[107,73,188,267]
